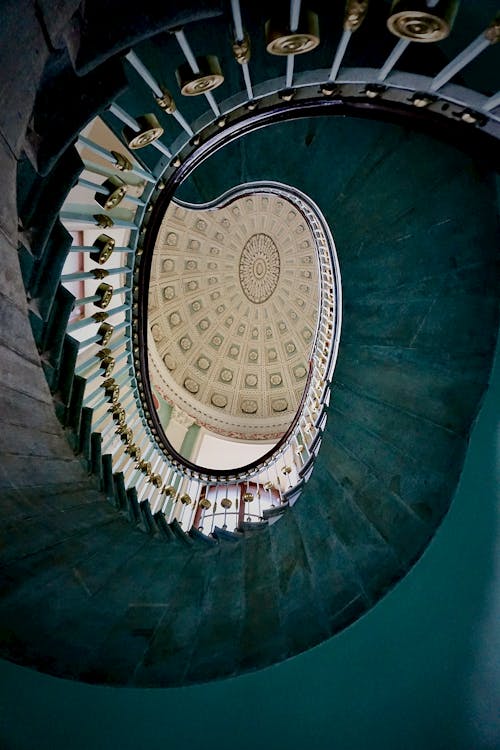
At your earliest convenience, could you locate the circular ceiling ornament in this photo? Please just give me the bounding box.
[239,233,280,304]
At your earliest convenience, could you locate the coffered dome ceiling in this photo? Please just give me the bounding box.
[148,188,320,440]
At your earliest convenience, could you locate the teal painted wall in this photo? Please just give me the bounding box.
[0,343,498,749]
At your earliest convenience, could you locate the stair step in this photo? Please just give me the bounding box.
[292,491,369,631]
[67,374,86,447]
[78,406,93,463]
[262,504,288,521]
[268,510,330,654]
[239,525,287,672]
[211,526,242,543]
[17,148,80,252]
[321,430,430,564]
[169,518,193,546]
[79,538,192,685]
[326,395,453,525]
[101,453,116,506]
[41,285,75,373]
[131,546,217,687]
[184,541,245,684]
[125,486,140,525]
[139,500,155,535]
[313,469,403,600]
[152,511,176,542]
[113,472,128,512]
[33,222,73,321]
[240,520,268,534]
[188,527,217,546]
[90,432,102,484]
[56,335,79,419]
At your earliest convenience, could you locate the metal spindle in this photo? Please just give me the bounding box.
[78,135,155,182]
[126,51,194,136]
[61,211,138,229]
[109,103,172,157]
[483,91,500,111]
[126,50,163,97]
[68,245,134,255]
[377,38,410,81]
[62,266,131,283]
[329,29,351,81]
[175,30,221,116]
[430,32,494,92]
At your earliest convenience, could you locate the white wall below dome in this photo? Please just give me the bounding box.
[193,431,276,471]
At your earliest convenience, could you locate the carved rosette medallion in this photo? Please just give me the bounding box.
[239,233,280,304]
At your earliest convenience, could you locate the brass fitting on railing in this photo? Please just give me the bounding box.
[125,443,141,460]
[117,426,133,444]
[176,56,224,95]
[95,176,128,210]
[232,33,251,64]
[111,150,133,171]
[344,0,369,32]
[155,89,177,114]
[94,283,113,309]
[93,214,114,229]
[102,378,120,403]
[485,14,500,44]
[91,268,110,280]
[90,234,115,264]
[110,404,126,425]
[123,114,164,149]
[387,0,459,42]
[265,10,320,55]
[97,322,114,346]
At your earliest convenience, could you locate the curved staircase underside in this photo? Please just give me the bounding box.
[0,1,498,687]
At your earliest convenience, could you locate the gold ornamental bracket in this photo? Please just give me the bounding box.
[102,377,120,403]
[94,176,128,211]
[265,10,320,56]
[387,0,459,42]
[93,214,114,229]
[176,55,224,95]
[125,443,141,460]
[90,234,115,264]
[485,14,500,44]
[232,32,251,64]
[123,114,164,149]
[111,407,126,426]
[94,282,113,309]
[344,0,370,32]
[149,473,163,488]
[111,151,133,171]
[155,88,177,114]
[97,322,114,346]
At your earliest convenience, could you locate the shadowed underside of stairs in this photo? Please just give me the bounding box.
[0,1,498,686]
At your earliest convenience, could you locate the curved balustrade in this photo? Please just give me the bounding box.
[60,157,340,532]
[54,0,499,538]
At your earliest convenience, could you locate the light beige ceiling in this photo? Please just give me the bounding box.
[148,189,320,440]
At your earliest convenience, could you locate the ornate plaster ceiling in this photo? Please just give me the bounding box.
[148,189,320,440]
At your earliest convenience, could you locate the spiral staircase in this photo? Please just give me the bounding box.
[0,0,498,687]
